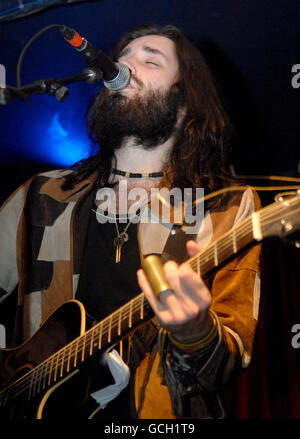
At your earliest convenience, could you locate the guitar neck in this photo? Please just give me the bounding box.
[0,294,153,405]
[29,197,296,388]
[26,293,153,396]
[188,215,255,277]
[187,192,300,277]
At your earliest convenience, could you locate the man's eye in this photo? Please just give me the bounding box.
[146,61,159,66]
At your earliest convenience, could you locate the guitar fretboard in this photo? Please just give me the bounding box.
[188,216,255,276]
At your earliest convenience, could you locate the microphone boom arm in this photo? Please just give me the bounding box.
[0,66,103,106]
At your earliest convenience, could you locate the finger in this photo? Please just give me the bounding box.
[186,240,201,257]
[137,268,187,326]
[163,260,181,297]
[177,262,211,308]
[137,268,194,329]
[162,260,207,315]
[166,261,201,299]
[162,261,202,313]
[163,262,205,320]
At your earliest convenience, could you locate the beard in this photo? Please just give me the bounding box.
[89,83,184,152]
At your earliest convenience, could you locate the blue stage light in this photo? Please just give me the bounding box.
[27,108,93,167]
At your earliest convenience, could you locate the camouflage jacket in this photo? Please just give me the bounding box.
[0,170,261,418]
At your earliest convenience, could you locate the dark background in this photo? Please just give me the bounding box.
[0,0,299,419]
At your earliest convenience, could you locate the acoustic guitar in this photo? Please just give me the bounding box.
[0,192,299,419]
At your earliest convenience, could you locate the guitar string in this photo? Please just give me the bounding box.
[0,204,283,401]
[2,197,298,402]
[188,216,254,272]
[0,294,142,398]
[189,214,295,275]
[190,201,282,262]
[1,297,148,401]
[0,293,149,402]
[15,216,257,397]
[1,315,142,402]
[0,227,290,402]
[1,200,295,402]
[188,197,299,272]
[1,213,259,401]
[1,218,256,398]
[188,203,290,273]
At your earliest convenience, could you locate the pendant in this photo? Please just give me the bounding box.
[113,232,129,263]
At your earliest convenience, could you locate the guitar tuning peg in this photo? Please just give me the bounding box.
[281,219,293,233]
[275,191,298,203]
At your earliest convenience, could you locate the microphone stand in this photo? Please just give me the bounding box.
[0,67,102,106]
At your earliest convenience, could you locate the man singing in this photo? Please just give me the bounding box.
[0,24,261,419]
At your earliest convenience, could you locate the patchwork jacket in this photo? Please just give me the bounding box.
[0,169,261,418]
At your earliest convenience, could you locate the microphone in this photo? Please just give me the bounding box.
[60,25,130,91]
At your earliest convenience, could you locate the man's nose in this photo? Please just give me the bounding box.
[118,58,143,88]
[119,57,136,76]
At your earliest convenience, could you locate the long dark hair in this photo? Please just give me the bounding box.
[62,24,235,192]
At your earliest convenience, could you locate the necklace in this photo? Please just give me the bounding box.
[111,168,164,179]
[93,209,138,264]
[113,208,142,263]
[113,219,131,263]
[93,187,147,263]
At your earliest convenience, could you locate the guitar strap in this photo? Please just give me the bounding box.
[135,343,158,416]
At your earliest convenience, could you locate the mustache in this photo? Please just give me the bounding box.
[129,73,144,89]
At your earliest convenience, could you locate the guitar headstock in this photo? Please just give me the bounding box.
[261,190,300,242]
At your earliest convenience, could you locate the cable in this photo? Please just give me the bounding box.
[16,24,63,87]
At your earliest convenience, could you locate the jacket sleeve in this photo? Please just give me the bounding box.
[160,189,262,417]
[0,179,33,303]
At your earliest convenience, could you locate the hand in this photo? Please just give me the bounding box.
[137,240,213,344]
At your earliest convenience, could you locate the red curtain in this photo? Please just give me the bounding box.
[222,238,300,418]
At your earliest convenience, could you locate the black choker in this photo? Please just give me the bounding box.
[111,168,164,179]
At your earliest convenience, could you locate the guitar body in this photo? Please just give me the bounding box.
[0,300,99,419]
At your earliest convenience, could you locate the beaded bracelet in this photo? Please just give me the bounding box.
[167,313,218,353]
